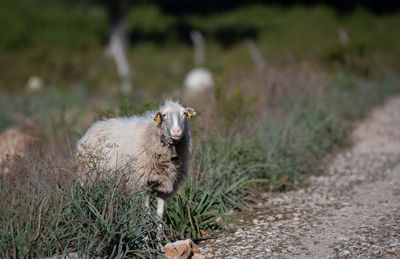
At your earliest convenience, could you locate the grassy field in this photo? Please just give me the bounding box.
[1,2,400,257]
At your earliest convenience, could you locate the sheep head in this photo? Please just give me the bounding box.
[154,100,196,142]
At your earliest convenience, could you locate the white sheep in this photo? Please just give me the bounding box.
[183,30,214,98]
[76,100,196,220]
[184,67,214,96]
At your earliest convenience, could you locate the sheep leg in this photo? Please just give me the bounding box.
[156,197,165,241]
[145,194,150,208]
[156,197,165,219]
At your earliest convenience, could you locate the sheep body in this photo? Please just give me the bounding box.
[77,103,193,202]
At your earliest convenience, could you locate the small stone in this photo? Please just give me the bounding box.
[192,253,206,259]
[267,216,276,222]
[252,219,259,224]
[225,223,237,231]
[215,216,223,226]
[264,201,272,207]
[338,249,351,258]
[293,216,300,221]
[205,253,213,258]
[162,239,197,259]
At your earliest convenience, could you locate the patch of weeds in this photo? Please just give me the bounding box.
[0,155,164,258]
[252,75,399,191]
[164,137,262,239]
[330,74,400,120]
[252,98,348,190]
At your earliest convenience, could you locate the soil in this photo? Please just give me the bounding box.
[198,96,400,258]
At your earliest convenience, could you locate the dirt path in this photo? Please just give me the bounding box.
[199,96,400,258]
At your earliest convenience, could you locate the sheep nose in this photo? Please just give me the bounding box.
[171,128,181,136]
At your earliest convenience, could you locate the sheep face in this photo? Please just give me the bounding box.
[154,101,196,142]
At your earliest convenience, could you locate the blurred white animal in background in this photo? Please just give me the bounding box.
[184,67,213,96]
[26,76,43,92]
[183,30,214,98]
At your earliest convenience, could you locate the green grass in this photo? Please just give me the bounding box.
[0,157,165,258]
[165,139,256,239]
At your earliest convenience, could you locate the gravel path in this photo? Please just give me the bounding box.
[198,96,400,258]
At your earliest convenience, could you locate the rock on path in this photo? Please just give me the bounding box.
[199,96,400,258]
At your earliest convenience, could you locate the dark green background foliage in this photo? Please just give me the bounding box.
[1,2,400,91]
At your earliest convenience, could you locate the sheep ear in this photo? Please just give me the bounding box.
[154,111,162,124]
[186,107,196,119]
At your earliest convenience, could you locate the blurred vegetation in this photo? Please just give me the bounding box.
[1,2,400,92]
[1,1,400,256]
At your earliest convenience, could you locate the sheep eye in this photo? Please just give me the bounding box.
[162,113,167,118]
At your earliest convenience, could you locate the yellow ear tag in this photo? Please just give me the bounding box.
[187,111,192,119]
[155,114,161,123]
